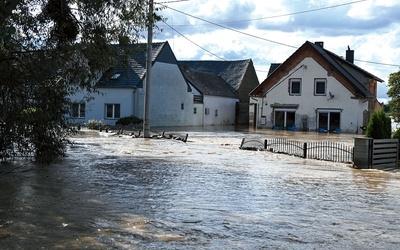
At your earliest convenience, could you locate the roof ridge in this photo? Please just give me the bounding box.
[179,59,250,62]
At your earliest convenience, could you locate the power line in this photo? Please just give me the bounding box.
[156,0,190,4]
[160,4,298,49]
[163,21,227,61]
[160,0,367,27]
[159,1,397,68]
[354,59,400,67]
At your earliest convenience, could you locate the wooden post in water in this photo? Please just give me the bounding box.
[184,134,188,143]
[239,138,245,148]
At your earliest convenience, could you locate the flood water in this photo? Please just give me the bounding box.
[1,127,400,249]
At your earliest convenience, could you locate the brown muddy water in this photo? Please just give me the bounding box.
[0,127,399,249]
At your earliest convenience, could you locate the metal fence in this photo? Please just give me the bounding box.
[240,137,353,164]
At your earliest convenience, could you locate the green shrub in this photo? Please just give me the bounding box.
[365,110,391,139]
[116,116,142,126]
[87,119,104,130]
[392,127,400,140]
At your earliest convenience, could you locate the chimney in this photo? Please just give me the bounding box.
[315,41,324,48]
[346,46,354,64]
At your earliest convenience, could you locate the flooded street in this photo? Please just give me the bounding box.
[1,128,400,249]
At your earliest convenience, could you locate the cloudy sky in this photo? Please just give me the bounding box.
[148,0,400,103]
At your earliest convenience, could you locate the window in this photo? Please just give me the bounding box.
[111,73,121,80]
[274,109,296,128]
[181,103,184,110]
[317,109,341,132]
[71,103,85,118]
[194,107,197,114]
[289,79,301,95]
[314,79,326,95]
[105,104,120,119]
[193,95,203,103]
[205,108,210,115]
[215,109,218,116]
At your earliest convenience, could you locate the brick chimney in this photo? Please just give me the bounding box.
[346,46,354,64]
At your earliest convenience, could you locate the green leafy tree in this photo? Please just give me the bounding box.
[387,69,400,122]
[0,0,162,163]
[365,109,391,139]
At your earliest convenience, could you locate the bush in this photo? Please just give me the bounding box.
[87,119,104,130]
[116,116,142,126]
[392,127,400,140]
[365,110,391,139]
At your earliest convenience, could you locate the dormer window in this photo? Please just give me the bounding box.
[111,73,121,80]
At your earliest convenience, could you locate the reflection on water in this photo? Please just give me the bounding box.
[0,128,399,249]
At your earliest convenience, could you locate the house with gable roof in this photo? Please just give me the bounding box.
[178,60,260,125]
[70,41,196,127]
[181,67,239,126]
[69,41,259,128]
[249,41,383,133]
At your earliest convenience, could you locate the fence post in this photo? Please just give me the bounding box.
[240,138,245,149]
[264,139,268,150]
[303,142,307,158]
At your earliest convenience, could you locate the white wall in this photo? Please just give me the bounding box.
[148,62,196,127]
[203,96,238,126]
[69,88,136,125]
[255,57,368,133]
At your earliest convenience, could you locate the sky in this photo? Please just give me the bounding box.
[148,0,400,103]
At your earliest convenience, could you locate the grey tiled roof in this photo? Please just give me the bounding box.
[267,63,281,77]
[178,60,250,91]
[307,41,381,98]
[97,42,165,88]
[182,69,237,98]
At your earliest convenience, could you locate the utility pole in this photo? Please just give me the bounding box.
[143,0,153,138]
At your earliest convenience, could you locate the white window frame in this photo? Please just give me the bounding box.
[274,108,296,127]
[314,78,327,96]
[289,78,301,96]
[71,103,85,118]
[317,109,342,131]
[105,104,121,119]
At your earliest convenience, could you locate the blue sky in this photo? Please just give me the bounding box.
[150,0,400,103]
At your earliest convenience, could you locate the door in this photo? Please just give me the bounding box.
[318,111,341,132]
[274,109,296,129]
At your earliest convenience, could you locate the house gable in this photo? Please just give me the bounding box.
[251,41,380,100]
[154,42,178,65]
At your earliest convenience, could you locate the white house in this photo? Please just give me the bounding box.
[69,42,195,127]
[181,67,239,126]
[68,41,258,127]
[178,60,260,125]
[249,41,383,133]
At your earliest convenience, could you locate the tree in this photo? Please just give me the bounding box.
[387,69,400,122]
[0,0,162,163]
[365,109,391,139]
